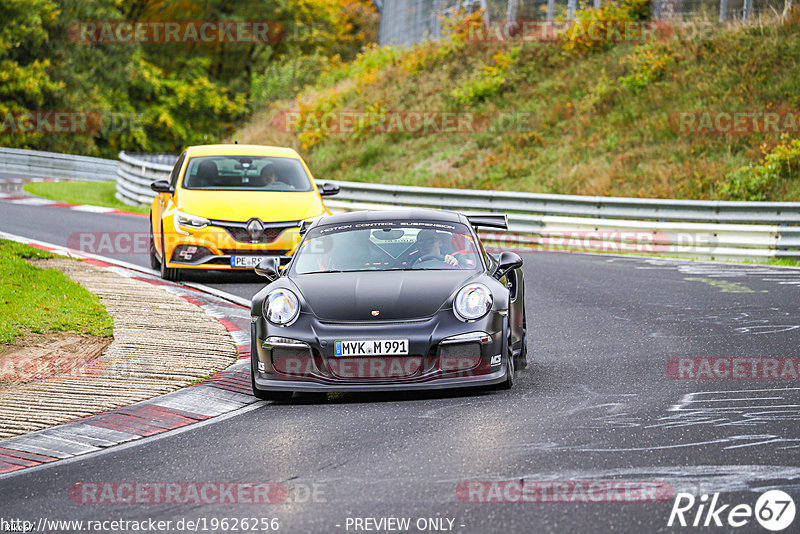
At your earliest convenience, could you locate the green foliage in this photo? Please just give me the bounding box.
[0,239,113,344]
[618,42,675,91]
[1,0,378,157]
[561,0,652,54]
[450,47,519,105]
[252,53,330,103]
[313,44,404,91]
[718,136,800,200]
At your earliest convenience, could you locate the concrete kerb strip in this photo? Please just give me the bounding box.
[0,231,261,477]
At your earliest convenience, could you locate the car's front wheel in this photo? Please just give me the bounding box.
[515,305,528,370]
[149,215,160,270]
[159,228,181,281]
[250,352,293,402]
[493,324,514,390]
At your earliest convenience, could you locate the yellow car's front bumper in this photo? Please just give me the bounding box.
[163,219,302,270]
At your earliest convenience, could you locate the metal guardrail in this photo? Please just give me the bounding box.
[0,147,117,182]
[1,148,797,260]
[113,151,800,260]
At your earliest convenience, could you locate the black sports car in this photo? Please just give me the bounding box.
[250,208,526,400]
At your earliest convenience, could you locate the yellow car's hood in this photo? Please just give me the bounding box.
[177,190,326,222]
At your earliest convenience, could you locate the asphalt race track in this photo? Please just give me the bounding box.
[2,199,800,533]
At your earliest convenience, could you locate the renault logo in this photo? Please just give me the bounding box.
[246,219,264,242]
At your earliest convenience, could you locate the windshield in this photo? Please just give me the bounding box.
[182,155,313,191]
[292,221,483,274]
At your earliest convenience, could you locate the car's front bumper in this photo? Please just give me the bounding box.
[163,223,299,270]
[253,364,510,392]
[251,310,509,392]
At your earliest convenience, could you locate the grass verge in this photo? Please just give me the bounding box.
[23,181,150,214]
[0,240,114,344]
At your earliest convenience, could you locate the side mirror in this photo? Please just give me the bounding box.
[320,182,340,196]
[254,257,280,281]
[151,180,174,194]
[493,251,522,280]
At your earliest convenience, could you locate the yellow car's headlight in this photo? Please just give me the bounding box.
[174,210,210,234]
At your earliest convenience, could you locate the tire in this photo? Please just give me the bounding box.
[250,351,293,402]
[515,305,528,370]
[149,215,160,270]
[159,229,181,281]
[493,323,515,390]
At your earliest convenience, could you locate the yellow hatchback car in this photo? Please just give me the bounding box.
[148,144,339,280]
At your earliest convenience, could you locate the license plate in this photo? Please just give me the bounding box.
[334,339,409,356]
[230,255,269,268]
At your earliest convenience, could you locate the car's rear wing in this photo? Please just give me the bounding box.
[464,213,508,231]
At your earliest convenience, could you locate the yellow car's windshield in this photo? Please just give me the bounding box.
[182,155,313,192]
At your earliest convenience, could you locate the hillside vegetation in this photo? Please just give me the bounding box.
[237,3,800,201]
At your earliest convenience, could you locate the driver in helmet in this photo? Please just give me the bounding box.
[414,229,458,266]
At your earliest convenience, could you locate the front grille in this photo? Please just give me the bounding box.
[318,318,430,326]
[218,249,288,256]
[271,347,314,377]
[439,342,482,371]
[326,356,423,379]
[224,226,287,243]
[211,221,298,244]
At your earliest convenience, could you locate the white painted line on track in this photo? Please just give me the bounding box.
[70,204,115,213]
[0,402,265,481]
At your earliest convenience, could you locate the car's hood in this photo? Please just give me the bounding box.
[291,270,477,321]
[178,190,325,222]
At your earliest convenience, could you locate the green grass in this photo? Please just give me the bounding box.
[0,240,114,344]
[24,181,150,214]
[237,10,800,201]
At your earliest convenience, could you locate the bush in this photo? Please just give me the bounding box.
[619,42,676,91]
[718,136,800,200]
[251,54,331,103]
[450,47,519,104]
[561,0,653,54]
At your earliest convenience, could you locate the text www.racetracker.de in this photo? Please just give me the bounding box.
[0,517,281,532]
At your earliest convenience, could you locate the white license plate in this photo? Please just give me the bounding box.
[334,339,409,356]
[230,255,269,268]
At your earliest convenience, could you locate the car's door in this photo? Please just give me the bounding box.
[153,151,185,256]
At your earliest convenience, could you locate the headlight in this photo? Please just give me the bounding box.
[265,289,300,326]
[453,283,492,321]
[175,210,209,229]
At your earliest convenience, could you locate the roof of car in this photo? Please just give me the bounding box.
[314,209,465,227]
[184,144,301,158]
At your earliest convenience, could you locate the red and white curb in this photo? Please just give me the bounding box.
[0,191,147,218]
[0,232,260,477]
